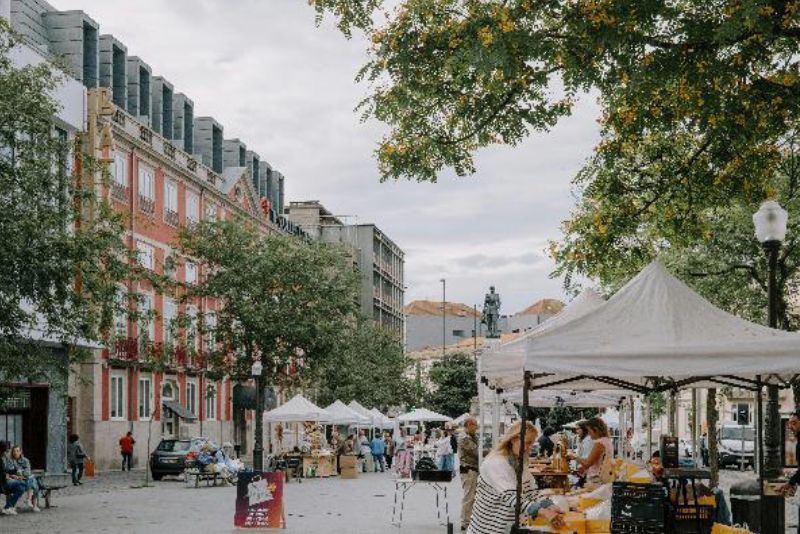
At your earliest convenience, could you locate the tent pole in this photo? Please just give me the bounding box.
[493,389,501,448]
[692,389,698,468]
[756,375,764,522]
[647,395,653,459]
[513,370,530,533]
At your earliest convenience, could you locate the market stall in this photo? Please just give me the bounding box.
[497,262,800,533]
[264,395,335,478]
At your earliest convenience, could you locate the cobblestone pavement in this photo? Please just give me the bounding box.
[1,467,796,533]
[2,468,460,533]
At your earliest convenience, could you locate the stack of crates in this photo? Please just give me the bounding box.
[611,481,668,533]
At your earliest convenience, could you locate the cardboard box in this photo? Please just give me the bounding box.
[340,467,359,479]
[339,455,357,469]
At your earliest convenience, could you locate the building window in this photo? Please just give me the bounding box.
[204,201,217,222]
[452,329,465,337]
[205,383,217,421]
[138,293,154,350]
[138,166,155,199]
[186,381,197,416]
[186,191,199,225]
[731,403,752,425]
[113,152,128,186]
[205,311,216,351]
[185,261,198,285]
[164,179,178,225]
[110,374,126,420]
[138,375,153,420]
[162,298,176,347]
[186,305,199,352]
[114,287,128,339]
[136,241,154,270]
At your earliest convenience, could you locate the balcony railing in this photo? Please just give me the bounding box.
[139,195,155,215]
[139,125,152,145]
[164,209,179,227]
[113,337,138,361]
[111,182,129,203]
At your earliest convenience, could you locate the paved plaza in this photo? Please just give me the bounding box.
[2,469,462,533]
[2,468,798,533]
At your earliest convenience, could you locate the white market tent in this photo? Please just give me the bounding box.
[264,394,332,423]
[324,400,371,425]
[348,400,377,427]
[482,289,606,390]
[368,408,394,429]
[398,407,452,423]
[501,389,624,408]
[515,262,800,390]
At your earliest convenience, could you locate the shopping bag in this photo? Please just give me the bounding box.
[711,523,754,534]
[84,458,95,478]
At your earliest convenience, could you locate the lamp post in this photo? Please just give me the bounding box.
[440,278,446,358]
[752,199,788,533]
[251,360,264,472]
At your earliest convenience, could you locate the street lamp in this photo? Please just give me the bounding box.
[752,199,788,532]
[251,360,264,472]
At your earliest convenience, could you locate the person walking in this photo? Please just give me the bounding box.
[459,417,480,531]
[699,431,709,467]
[370,432,386,472]
[119,431,135,471]
[67,434,88,486]
[436,428,455,472]
[384,432,395,469]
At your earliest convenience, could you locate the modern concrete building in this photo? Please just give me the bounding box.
[403,298,563,352]
[286,201,405,336]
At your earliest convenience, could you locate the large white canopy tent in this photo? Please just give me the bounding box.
[264,394,332,423]
[368,408,394,429]
[398,408,452,423]
[324,400,371,425]
[515,262,800,390]
[481,288,606,391]
[504,261,800,531]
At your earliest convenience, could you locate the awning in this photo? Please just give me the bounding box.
[162,400,197,420]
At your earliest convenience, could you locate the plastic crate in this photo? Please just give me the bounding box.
[411,469,453,482]
[610,517,664,534]
[613,481,668,500]
[671,505,714,534]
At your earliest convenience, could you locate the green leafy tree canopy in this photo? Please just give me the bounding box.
[426,352,477,418]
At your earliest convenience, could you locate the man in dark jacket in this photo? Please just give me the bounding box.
[781,411,800,532]
[538,428,556,457]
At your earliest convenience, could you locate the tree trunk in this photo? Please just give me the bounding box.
[706,388,719,486]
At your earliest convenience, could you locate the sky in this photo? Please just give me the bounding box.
[52,0,601,314]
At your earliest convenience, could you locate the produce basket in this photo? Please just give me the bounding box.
[611,481,667,534]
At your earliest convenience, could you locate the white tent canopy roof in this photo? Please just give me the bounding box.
[398,407,452,423]
[368,408,394,429]
[501,389,625,408]
[324,400,370,425]
[482,289,605,390]
[264,394,332,423]
[517,262,800,389]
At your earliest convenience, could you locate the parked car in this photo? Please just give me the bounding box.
[718,424,755,468]
[150,437,215,480]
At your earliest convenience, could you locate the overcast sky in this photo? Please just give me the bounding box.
[52,0,601,314]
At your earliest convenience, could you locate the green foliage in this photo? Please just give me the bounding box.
[314,0,800,183]
[178,218,361,384]
[426,352,477,418]
[312,318,413,410]
[0,20,134,384]
[529,405,598,431]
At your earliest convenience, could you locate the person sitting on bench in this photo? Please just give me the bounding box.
[9,446,40,512]
[1,441,26,515]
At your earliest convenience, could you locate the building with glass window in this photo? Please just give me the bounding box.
[4,0,308,471]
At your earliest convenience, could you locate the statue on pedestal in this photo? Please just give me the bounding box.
[481,286,501,338]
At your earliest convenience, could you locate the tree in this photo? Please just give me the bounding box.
[0,20,133,385]
[426,352,477,418]
[178,218,360,385]
[313,0,800,185]
[312,318,413,410]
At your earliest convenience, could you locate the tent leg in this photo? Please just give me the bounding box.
[756,375,764,527]
[512,371,530,533]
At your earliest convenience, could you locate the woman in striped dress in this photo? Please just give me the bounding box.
[467,421,564,534]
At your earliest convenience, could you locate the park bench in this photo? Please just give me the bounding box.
[184,466,223,488]
[1,472,68,511]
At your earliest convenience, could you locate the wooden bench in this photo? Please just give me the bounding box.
[1,474,66,511]
[184,467,222,488]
